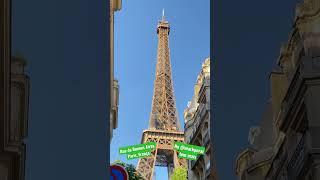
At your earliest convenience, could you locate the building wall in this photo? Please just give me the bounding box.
[184,58,216,180]
[1,1,30,180]
[235,1,320,179]
[109,0,121,142]
[0,163,9,180]
[0,55,29,180]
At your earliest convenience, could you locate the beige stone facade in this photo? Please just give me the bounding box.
[0,55,30,180]
[109,0,121,142]
[184,58,217,180]
[235,0,320,179]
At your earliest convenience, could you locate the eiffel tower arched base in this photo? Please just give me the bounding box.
[136,130,187,180]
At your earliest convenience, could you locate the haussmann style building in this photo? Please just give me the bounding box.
[184,58,217,180]
[236,0,320,179]
[0,56,30,180]
[109,0,121,142]
[1,1,30,179]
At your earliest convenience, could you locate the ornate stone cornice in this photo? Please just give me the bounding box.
[183,101,198,123]
[247,147,274,172]
[296,0,320,20]
[278,43,290,64]
[277,41,296,79]
[202,57,210,78]
[111,0,122,12]
[287,29,302,54]
[184,58,210,123]
[235,148,256,176]
[294,0,320,57]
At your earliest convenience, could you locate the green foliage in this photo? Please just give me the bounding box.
[113,160,144,180]
[171,166,188,180]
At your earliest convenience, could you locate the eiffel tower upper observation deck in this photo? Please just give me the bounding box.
[136,11,186,180]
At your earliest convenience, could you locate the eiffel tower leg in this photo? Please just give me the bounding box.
[174,150,187,168]
[178,156,187,168]
[167,163,174,180]
[136,148,158,180]
[167,151,187,179]
[173,150,180,168]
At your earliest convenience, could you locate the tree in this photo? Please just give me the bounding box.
[113,160,144,180]
[171,166,188,180]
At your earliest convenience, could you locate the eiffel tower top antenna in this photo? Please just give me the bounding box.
[162,8,165,21]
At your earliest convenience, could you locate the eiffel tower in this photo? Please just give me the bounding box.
[136,11,186,180]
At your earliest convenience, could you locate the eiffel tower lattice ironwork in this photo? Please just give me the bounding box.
[136,11,187,180]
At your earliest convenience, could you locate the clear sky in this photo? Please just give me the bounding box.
[110,0,209,179]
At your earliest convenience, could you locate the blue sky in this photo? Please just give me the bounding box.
[110,0,209,179]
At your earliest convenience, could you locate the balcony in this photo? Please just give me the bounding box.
[286,134,307,179]
[111,79,119,129]
[9,56,29,148]
[197,78,209,104]
[278,58,320,132]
